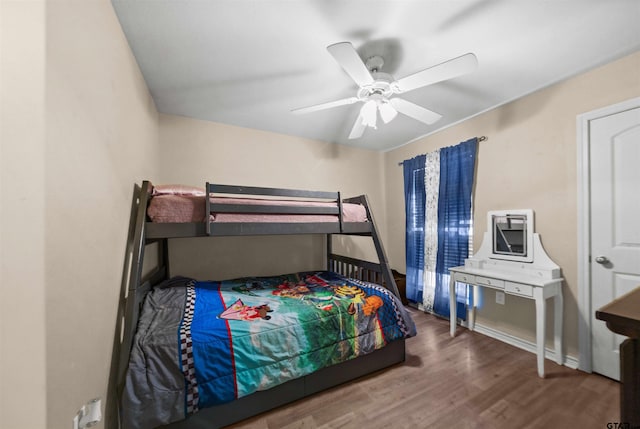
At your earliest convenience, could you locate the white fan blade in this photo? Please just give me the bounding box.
[394,53,478,94]
[390,98,442,125]
[327,42,375,88]
[291,97,359,115]
[348,109,367,139]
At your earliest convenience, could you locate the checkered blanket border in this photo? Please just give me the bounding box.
[351,278,412,337]
[180,280,199,415]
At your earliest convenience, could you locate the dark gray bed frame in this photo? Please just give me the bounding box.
[117,181,405,429]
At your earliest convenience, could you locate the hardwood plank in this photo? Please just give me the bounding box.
[225,310,619,429]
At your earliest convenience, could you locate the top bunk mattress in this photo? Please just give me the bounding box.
[147,186,368,224]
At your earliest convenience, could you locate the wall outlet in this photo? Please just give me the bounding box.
[496,291,505,305]
[73,398,102,429]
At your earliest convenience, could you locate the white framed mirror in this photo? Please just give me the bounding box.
[488,209,534,262]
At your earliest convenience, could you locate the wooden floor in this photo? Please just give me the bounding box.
[226,308,620,429]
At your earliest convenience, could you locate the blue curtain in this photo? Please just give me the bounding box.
[433,138,477,319]
[403,155,426,303]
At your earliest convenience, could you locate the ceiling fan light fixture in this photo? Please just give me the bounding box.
[378,100,398,124]
[361,100,378,129]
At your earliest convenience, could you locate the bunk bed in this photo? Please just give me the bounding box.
[117,181,416,429]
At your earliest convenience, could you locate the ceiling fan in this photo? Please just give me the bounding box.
[292,42,478,139]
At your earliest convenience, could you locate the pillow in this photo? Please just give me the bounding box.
[152,184,205,197]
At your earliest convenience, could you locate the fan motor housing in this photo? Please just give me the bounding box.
[358,72,395,101]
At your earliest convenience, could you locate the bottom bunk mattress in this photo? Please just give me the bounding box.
[122,271,416,429]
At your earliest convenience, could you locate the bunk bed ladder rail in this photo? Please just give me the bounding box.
[116,181,168,401]
[330,194,401,298]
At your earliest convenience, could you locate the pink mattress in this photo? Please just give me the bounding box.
[147,194,368,224]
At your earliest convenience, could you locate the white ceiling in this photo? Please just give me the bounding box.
[111,0,640,151]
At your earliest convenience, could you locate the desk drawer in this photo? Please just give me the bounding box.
[454,273,475,284]
[505,281,533,297]
[476,276,505,289]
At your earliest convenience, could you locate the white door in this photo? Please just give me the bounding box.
[589,105,640,380]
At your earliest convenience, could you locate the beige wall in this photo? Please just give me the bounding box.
[1,2,47,429]
[158,115,387,280]
[2,1,159,429]
[384,50,640,359]
[44,1,159,427]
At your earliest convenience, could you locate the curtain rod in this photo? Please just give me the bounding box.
[397,136,487,166]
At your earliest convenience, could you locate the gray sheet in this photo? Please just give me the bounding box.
[122,277,191,429]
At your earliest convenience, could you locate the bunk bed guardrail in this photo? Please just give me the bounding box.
[206,182,351,236]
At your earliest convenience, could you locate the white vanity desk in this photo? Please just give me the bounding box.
[449,211,563,378]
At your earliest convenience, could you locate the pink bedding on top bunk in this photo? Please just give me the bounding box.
[147,194,368,224]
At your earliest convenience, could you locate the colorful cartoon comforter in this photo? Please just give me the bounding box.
[121,272,416,429]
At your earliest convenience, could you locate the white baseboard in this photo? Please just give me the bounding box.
[409,305,580,370]
[463,321,580,370]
